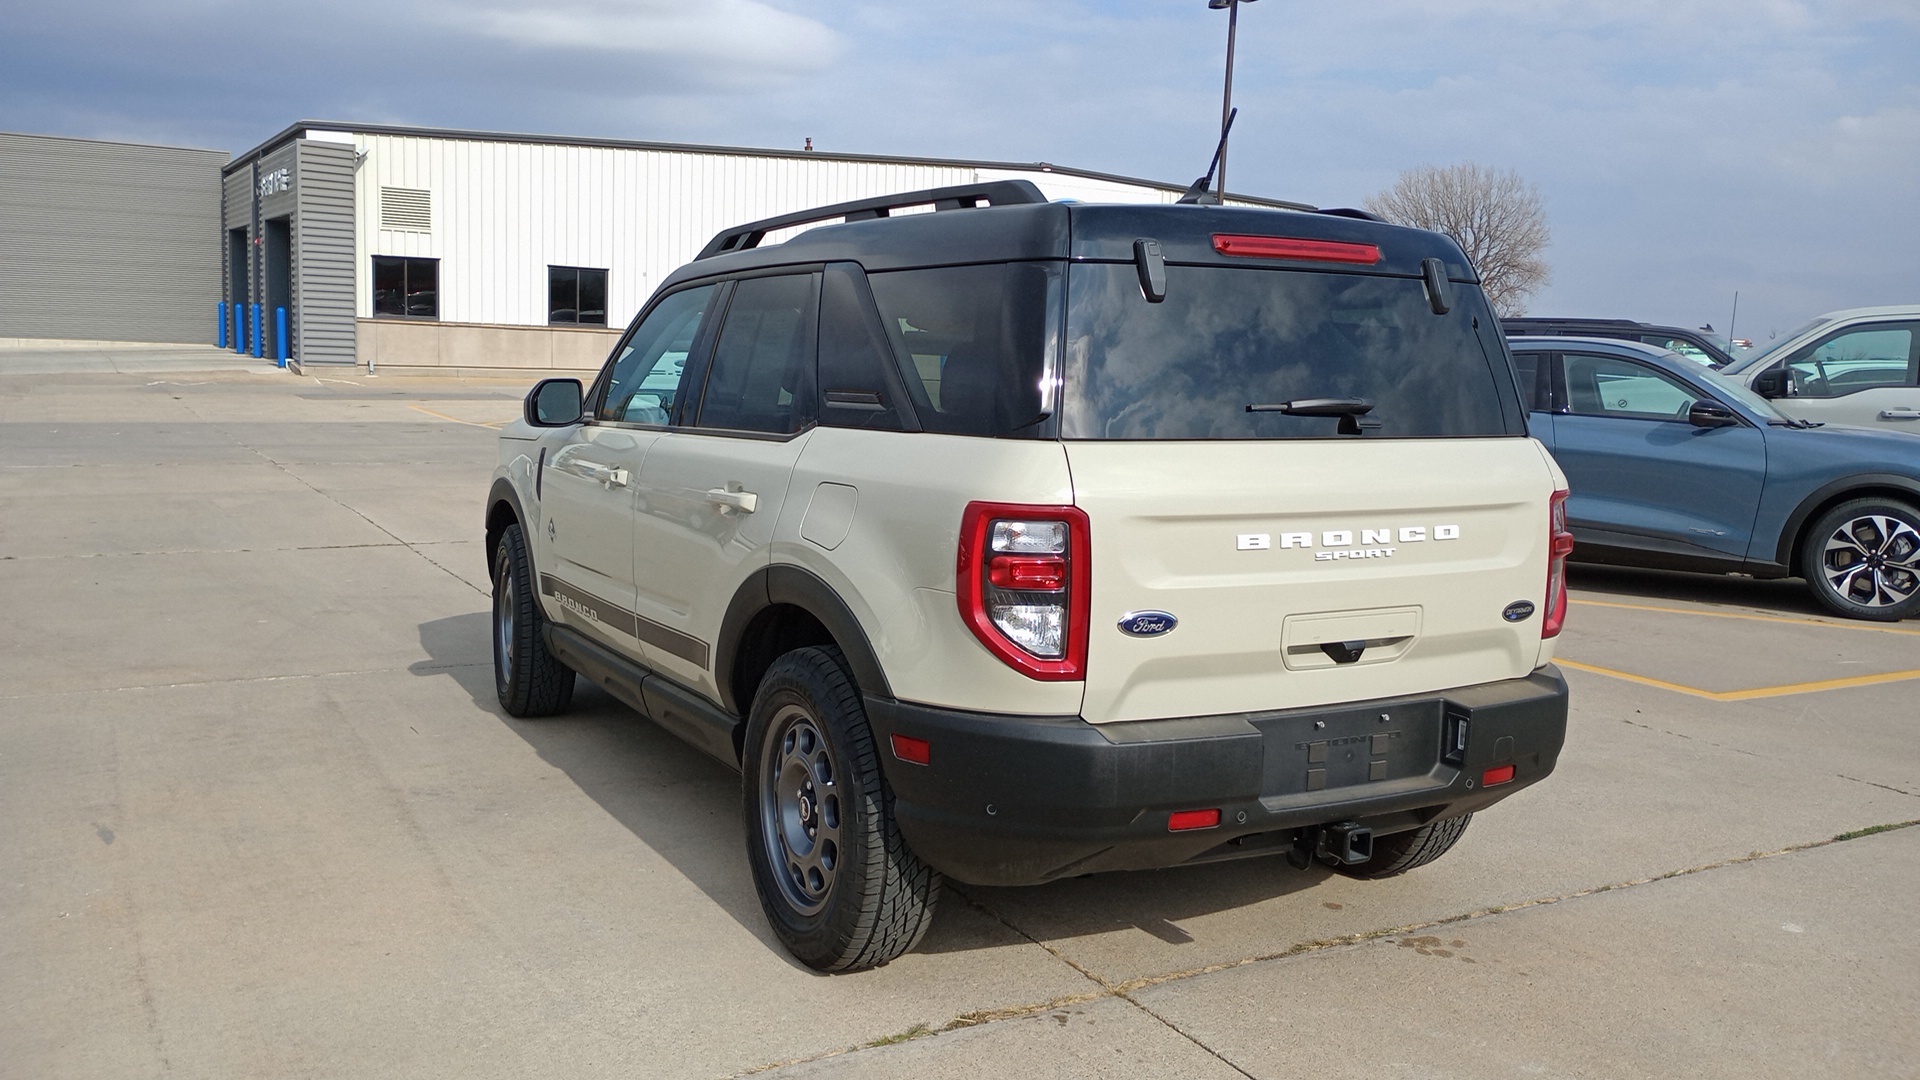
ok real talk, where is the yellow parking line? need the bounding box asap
[408,404,507,429]
[1557,660,1722,701]
[1558,658,1920,702]
[1571,598,1920,637]
[1715,669,1920,701]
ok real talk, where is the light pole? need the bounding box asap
[1207,0,1257,201]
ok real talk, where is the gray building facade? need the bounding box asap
[0,132,228,343]
[220,136,358,364]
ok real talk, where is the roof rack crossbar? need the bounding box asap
[695,180,1048,260]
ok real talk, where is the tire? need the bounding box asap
[1335,814,1472,880]
[492,522,576,717]
[742,646,940,972]
[1799,499,1920,621]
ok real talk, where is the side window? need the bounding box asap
[1562,352,1699,420]
[1510,351,1549,411]
[866,263,1051,437]
[599,284,716,424]
[1785,324,1916,398]
[695,274,819,435]
[818,264,911,431]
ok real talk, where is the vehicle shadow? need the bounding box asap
[414,611,1335,963]
[1569,563,1830,617]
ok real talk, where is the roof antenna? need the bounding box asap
[1177,107,1237,205]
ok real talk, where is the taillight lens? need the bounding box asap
[1543,490,1574,638]
[957,502,1090,680]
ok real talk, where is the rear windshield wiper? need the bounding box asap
[1247,397,1381,435]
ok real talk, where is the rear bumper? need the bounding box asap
[864,666,1569,886]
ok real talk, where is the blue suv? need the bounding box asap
[1509,336,1920,620]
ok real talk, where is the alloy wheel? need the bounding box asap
[1821,514,1920,609]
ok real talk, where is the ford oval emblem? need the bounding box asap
[1118,611,1178,637]
[1503,600,1536,623]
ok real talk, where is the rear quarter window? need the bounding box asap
[865,263,1056,437]
[1060,264,1519,440]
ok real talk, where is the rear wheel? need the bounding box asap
[1335,814,1472,880]
[1799,499,1920,621]
[492,523,575,716]
[742,646,940,972]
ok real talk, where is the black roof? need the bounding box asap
[663,199,1478,289]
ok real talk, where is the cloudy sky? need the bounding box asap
[4,0,1915,340]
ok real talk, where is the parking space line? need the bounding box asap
[1559,658,1920,702]
[407,404,508,429]
[1571,598,1920,636]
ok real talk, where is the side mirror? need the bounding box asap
[1751,367,1791,399]
[1687,401,1739,428]
[526,378,583,427]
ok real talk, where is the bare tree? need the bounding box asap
[1365,163,1551,317]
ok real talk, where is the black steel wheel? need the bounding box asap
[492,522,575,716]
[1800,499,1920,621]
[1334,814,1472,880]
[742,646,939,972]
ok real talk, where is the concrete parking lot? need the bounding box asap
[3,350,1916,1079]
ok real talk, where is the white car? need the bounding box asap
[1719,305,1920,430]
[483,183,1573,971]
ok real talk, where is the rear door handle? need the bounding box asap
[1879,407,1920,420]
[706,487,759,514]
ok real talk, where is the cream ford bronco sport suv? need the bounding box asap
[484,182,1573,972]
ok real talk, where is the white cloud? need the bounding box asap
[458,0,841,74]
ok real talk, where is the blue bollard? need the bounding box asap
[236,305,247,353]
[252,303,263,359]
[276,307,289,368]
[218,302,228,348]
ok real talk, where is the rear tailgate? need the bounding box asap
[1069,438,1558,723]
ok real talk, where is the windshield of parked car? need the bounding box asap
[1725,317,1830,374]
[1060,264,1519,439]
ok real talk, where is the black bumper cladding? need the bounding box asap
[864,667,1569,886]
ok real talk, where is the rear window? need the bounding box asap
[1060,265,1518,440]
[865,264,1055,437]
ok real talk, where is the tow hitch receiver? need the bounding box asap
[1289,822,1374,869]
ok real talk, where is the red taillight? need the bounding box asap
[1213,234,1383,264]
[890,734,931,766]
[1168,809,1222,832]
[1483,764,1516,787]
[957,502,1090,681]
[1543,490,1574,638]
[989,555,1068,591]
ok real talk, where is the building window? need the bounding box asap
[372,257,439,319]
[549,266,608,326]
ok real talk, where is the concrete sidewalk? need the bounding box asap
[0,341,281,376]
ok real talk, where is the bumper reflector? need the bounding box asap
[1168,809,1222,832]
[1483,764,1516,787]
[891,734,931,766]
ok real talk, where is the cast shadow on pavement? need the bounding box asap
[414,611,1330,964]
[1568,563,1825,616]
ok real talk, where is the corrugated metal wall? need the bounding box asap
[0,132,227,343]
[350,135,1189,329]
[294,141,356,364]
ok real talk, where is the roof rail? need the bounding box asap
[695,180,1049,260]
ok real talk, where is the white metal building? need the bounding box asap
[221,121,1306,373]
